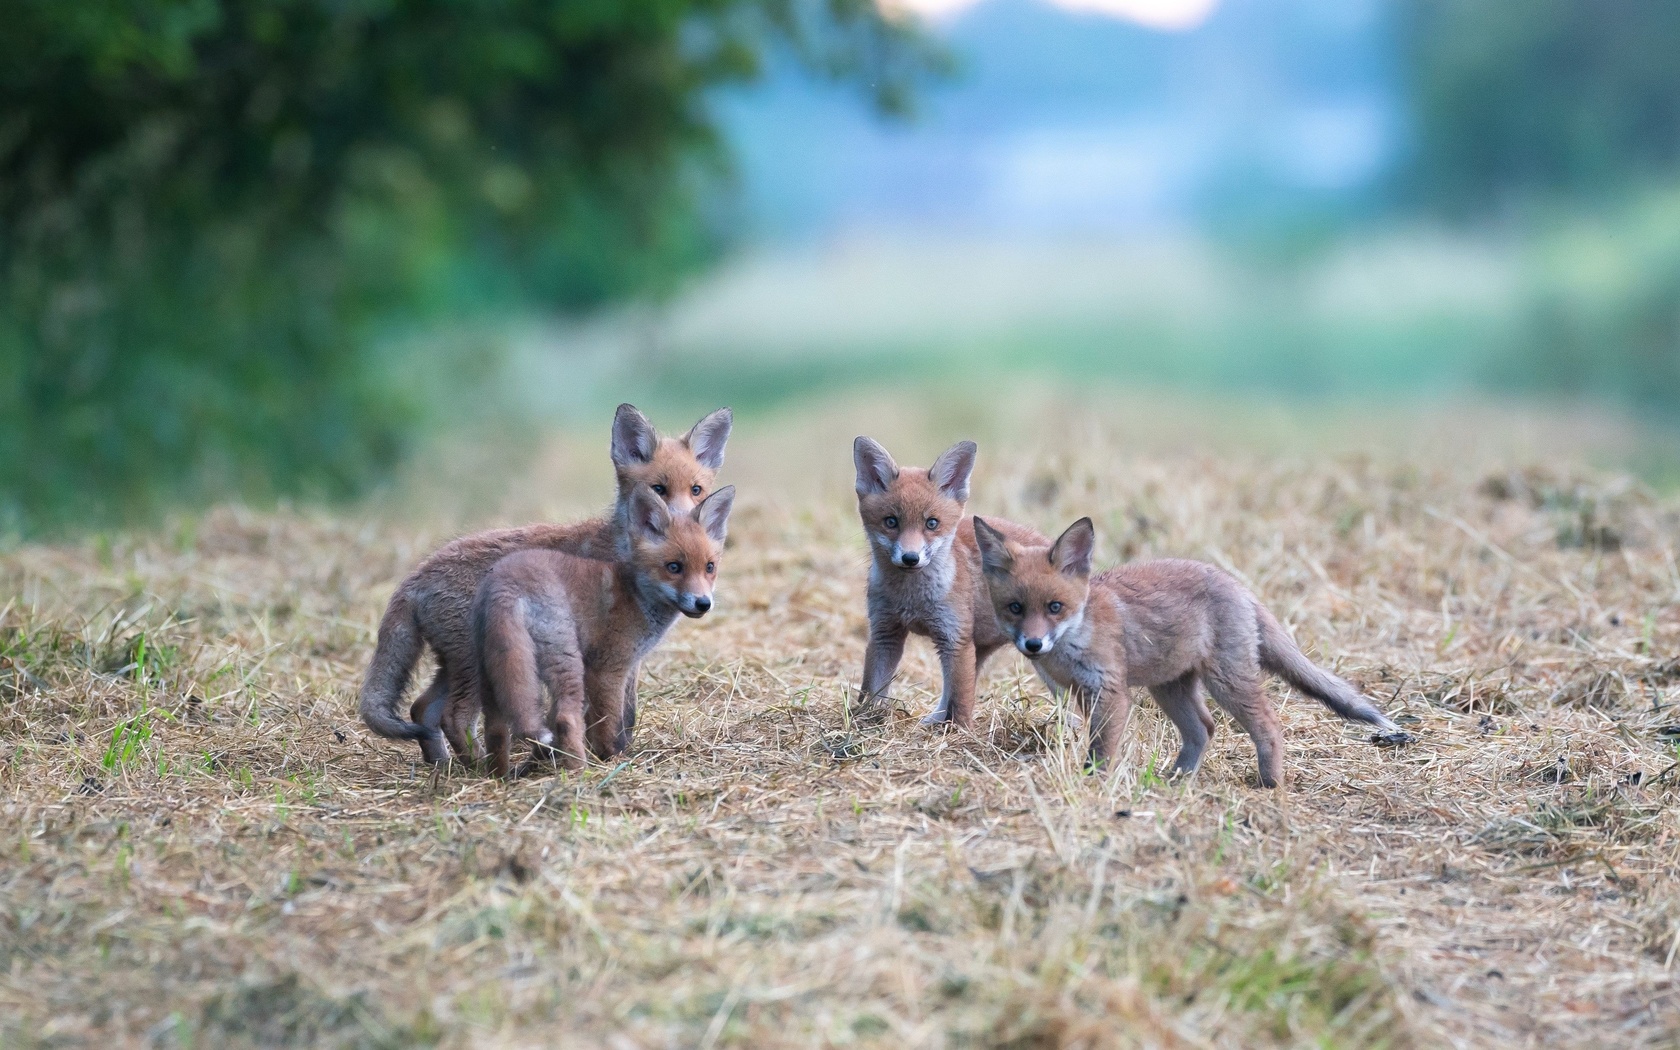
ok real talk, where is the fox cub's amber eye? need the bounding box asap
[924,517,939,530]
[665,561,683,574]
[652,484,668,496]
[705,561,715,574]
[690,484,703,496]
[884,515,899,529]
[1048,601,1064,614]
[1008,601,1023,615]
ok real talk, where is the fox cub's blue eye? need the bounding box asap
[884,516,899,529]
[925,517,939,530]
[705,561,715,574]
[1008,602,1023,615]
[665,561,682,574]
[652,484,667,495]
[1048,601,1063,613]
[691,484,703,496]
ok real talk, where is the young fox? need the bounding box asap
[473,484,735,777]
[359,403,732,764]
[972,516,1411,787]
[853,437,1047,728]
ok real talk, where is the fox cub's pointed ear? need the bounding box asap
[853,437,899,496]
[695,485,736,546]
[684,408,733,470]
[929,440,978,502]
[612,404,659,467]
[973,517,1014,574]
[629,484,672,541]
[1049,518,1095,578]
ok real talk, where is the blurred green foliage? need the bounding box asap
[1402,0,1680,213]
[1503,190,1680,411]
[0,0,935,531]
[1402,0,1680,414]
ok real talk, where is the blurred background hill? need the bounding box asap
[3,0,1679,533]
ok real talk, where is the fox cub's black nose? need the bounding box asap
[900,551,921,566]
[1023,638,1044,653]
[693,595,712,613]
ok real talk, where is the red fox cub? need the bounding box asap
[473,484,735,777]
[852,437,1047,728]
[359,403,732,765]
[972,516,1412,787]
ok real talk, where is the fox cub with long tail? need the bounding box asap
[473,484,735,777]
[973,516,1411,787]
[853,437,1046,727]
[360,404,732,765]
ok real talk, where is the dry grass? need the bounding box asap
[3,389,1679,1048]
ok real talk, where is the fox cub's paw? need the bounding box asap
[1370,730,1417,747]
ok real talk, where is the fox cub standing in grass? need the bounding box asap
[972,516,1411,787]
[360,403,732,765]
[473,484,735,777]
[852,437,1047,727]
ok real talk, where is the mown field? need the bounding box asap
[3,388,1679,1048]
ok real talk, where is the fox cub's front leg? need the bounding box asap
[584,662,634,761]
[1080,669,1131,771]
[615,666,640,755]
[858,623,907,715]
[928,634,979,728]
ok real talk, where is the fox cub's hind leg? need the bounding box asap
[441,659,487,768]
[1202,663,1285,788]
[409,670,451,765]
[1149,672,1216,777]
[479,604,554,779]
[536,642,588,771]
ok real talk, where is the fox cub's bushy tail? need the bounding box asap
[359,594,448,761]
[1254,602,1403,734]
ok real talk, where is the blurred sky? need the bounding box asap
[717,0,1399,239]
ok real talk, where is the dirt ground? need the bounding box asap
[3,390,1678,1048]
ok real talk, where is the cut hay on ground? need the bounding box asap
[2,391,1678,1048]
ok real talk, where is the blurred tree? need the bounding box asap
[1400,0,1680,213]
[1402,0,1680,414]
[0,0,936,531]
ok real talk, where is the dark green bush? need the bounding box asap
[0,0,935,531]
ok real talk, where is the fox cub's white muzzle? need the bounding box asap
[679,592,713,618]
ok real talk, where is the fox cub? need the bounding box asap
[360,403,731,765]
[853,437,1046,727]
[973,516,1411,787]
[472,484,735,777]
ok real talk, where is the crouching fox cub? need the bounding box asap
[972,516,1411,787]
[473,484,734,777]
